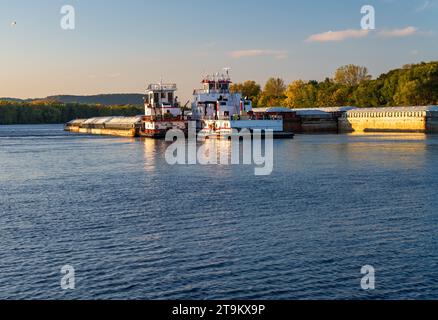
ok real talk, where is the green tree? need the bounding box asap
[284,80,318,108]
[352,80,383,107]
[230,80,261,107]
[259,77,287,107]
[334,64,371,86]
[393,80,422,106]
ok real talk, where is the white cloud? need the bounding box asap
[306,26,420,43]
[108,73,121,78]
[378,27,418,38]
[228,49,287,60]
[306,29,369,42]
[415,0,438,12]
[416,1,430,11]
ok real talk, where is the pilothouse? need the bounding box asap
[140,82,187,138]
[193,69,252,120]
[144,83,181,118]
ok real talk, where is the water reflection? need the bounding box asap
[141,138,162,173]
[197,139,233,165]
[343,133,428,168]
[279,133,432,173]
[141,137,242,178]
[346,132,428,141]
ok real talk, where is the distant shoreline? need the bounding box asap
[0,93,144,105]
[0,102,143,125]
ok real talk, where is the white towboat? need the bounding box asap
[140,83,188,138]
[192,69,294,139]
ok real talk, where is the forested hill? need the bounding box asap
[47,94,144,106]
[0,94,146,125]
[0,102,144,125]
[0,94,144,106]
[231,61,438,108]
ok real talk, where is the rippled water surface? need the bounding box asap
[0,125,437,300]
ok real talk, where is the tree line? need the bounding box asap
[0,101,143,125]
[230,61,438,109]
[1,61,437,124]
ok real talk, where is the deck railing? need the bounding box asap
[147,84,177,91]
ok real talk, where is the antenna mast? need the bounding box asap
[223,67,231,80]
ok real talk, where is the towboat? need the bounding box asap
[193,70,294,139]
[140,83,188,138]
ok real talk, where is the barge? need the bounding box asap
[64,116,142,137]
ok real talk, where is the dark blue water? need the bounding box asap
[0,125,437,300]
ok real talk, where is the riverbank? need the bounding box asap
[0,101,143,125]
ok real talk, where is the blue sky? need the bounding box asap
[1,0,438,101]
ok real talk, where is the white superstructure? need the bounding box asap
[192,70,293,139]
[144,83,181,118]
[192,69,252,120]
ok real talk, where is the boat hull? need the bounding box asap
[198,130,294,140]
[198,119,294,140]
[140,120,188,139]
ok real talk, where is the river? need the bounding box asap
[0,125,437,299]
